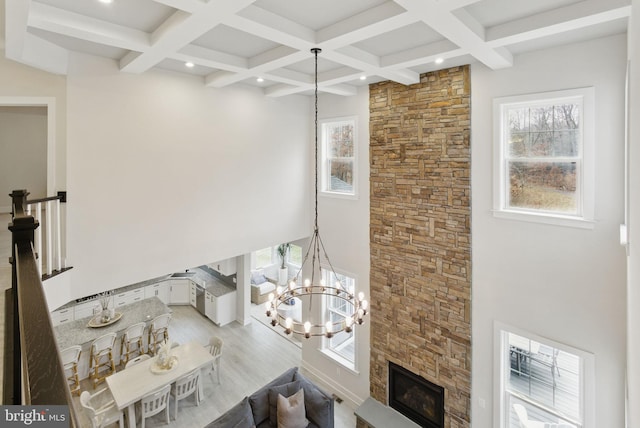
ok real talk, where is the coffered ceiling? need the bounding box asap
[2,0,631,97]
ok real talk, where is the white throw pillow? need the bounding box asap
[276,388,308,428]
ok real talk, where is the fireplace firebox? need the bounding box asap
[388,362,444,428]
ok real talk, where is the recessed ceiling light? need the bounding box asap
[359,75,367,81]
[256,77,264,83]
[435,58,444,65]
[98,0,113,4]
[185,62,194,68]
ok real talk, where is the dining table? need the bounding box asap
[106,340,214,428]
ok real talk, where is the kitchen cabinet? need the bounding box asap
[205,289,236,326]
[50,307,73,326]
[113,287,144,308]
[189,281,197,308]
[210,257,237,276]
[145,281,170,304]
[169,279,190,305]
[74,299,101,320]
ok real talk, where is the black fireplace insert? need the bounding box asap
[388,362,445,428]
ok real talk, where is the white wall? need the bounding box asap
[65,53,311,298]
[0,106,47,209]
[471,34,627,428]
[627,0,640,425]
[300,86,371,407]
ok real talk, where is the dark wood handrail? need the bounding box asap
[25,194,63,204]
[5,189,78,426]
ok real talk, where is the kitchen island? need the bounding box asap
[54,297,171,379]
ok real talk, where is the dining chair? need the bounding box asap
[148,313,172,356]
[170,369,200,420]
[60,345,82,396]
[513,403,546,428]
[124,353,151,369]
[206,336,223,384]
[89,332,117,389]
[120,321,146,366]
[80,388,125,428]
[140,384,171,428]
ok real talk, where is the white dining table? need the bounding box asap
[106,340,214,428]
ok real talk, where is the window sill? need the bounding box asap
[492,209,595,230]
[319,348,358,374]
[320,190,358,201]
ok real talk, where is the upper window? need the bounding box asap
[320,117,357,197]
[321,268,356,369]
[493,88,594,228]
[497,326,594,428]
[254,247,274,269]
[288,244,303,267]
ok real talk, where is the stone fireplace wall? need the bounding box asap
[368,66,471,427]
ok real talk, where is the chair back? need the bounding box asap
[141,384,171,419]
[513,404,528,428]
[208,336,223,358]
[125,354,151,368]
[174,369,200,400]
[79,391,98,427]
[123,322,146,341]
[60,345,82,369]
[92,332,117,355]
[151,313,171,331]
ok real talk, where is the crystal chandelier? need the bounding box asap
[265,48,368,338]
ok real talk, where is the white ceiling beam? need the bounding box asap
[175,44,247,70]
[28,2,150,52]
[120,0,255,73]
[231,5,316,49]
[150,0,203,14]
[329,46,420,85]
[316,1,418,48]
[265,82,357,98]
[4,0,31,60]
[438,0,484,12]
[486,0,632,47]
[381,39,464,68]
[394,0,513,69]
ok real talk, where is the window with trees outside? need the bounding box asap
[254,247,274,269]
[322,268,356,368]
[321,117,356,197]
[493,88,594,228]
[498,327,594,428]
[288,244,302,267]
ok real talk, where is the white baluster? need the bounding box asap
[55,199,62,272]
[46,200,53,276]
[34,202,43,276]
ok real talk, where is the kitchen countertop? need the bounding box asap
[191,267,236,297]
[54,297,171,350]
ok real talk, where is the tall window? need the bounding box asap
[497,327,594,428]
[289,244,302,267]
[321,117,356,196]
[254,247,274,269]
[493,88,594,228]
[322,268,356,367]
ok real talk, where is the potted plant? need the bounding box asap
[277,243,290,286]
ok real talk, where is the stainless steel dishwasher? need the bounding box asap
[195,283,206,315]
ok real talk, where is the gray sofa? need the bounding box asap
[206,367,335,428]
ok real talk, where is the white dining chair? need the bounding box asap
[206,336,223,384]
[170,369,200,419]
[140,384,171,428]
[80,388,124,428]
[124,353,151,369]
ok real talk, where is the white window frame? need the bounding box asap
[288,244,303,269]
[253,246,276,269]
[493,322,595,428]
[320,267,358,372]
[493,88,595,229]
[320,116,358,199]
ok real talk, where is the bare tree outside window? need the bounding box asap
[322,119,356,195]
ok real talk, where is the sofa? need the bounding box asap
[205,367,335,428]
[251,269,277,305]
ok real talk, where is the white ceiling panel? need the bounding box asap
[463,0,581,28]
[191,24,280,58]
[353,21,445,57]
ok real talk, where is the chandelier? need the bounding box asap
[265,48,368,338]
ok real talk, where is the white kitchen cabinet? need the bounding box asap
[189,281,197,308]
[205,290,237,326]
[113,287,145,308]
[169,279,190,305]
[50,307,73,326]
[210,257,237,276]
[74,300,101,320]
[145,281,170,304]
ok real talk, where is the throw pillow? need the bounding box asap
[249,368,298,425]
[267,380,302,426]
[205,396,255,428]
[277,388,308,428]
[293,372,333,426]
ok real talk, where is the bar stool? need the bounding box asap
[120,322,146,366]
[89,332,117,389]
[60,345,82,396]
[148,313,171,356]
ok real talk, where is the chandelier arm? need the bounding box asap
[315,232,348,292]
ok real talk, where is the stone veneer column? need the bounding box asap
[368,66,471,427]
